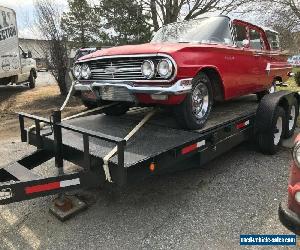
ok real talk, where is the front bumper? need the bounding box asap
[279,202,300,235]
[74,78,193,95]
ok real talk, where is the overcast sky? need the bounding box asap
[1,0,264,39]
[1,0,68,39]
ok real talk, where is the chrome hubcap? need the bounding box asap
[274,116,283,145]
[289,105,296,130]
[192,83,209,119]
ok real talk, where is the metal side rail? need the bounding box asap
[0,165,106,205]
[18,111,126,170]
[0,110,127,206]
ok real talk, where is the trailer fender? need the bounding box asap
[255,91,299,154]
[255,91,298,133]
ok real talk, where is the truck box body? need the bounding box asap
[0,6,20,79]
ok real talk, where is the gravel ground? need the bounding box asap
[0,137,293,250]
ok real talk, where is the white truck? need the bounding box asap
[0,5,37,88]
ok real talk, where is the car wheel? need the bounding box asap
[284,97,299,138]
[104,103,130,116]
[174,72,213,130]
[258,106,286,154]
[28,70,36,89]
[256,83,276,101]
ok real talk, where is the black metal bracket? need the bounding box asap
[18,111,127,170]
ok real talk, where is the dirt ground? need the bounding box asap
[0,84,85,139]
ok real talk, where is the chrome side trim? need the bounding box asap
[269,67,293,70]
[74,78,193,95]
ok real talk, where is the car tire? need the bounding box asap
[28,70,36,89]
[174,72,213,130]
[258,106,286,154]
[256,83,276,101]
[103,103,130,116]
[82,99,98,109]
[284,97,299,138]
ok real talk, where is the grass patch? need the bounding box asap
[278,67,300,92]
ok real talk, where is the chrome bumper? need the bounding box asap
[74,78,193,95]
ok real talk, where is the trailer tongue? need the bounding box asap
[0,92,299,220]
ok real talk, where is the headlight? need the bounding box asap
[81,63,91,80]
[73,64,82,79]
[293,142,300,167]
[157,59,173,79]
[141,60,155,79]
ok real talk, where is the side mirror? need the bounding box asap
[27,51,32,58]
[242,39,249,48]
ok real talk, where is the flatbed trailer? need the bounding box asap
[0,91,299,220]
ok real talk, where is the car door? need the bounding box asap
[248,27,269,92]
[229,21,257,97]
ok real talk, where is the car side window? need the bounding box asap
[249,29,263,50]
[234,24,248,48]
[265,31,280,50]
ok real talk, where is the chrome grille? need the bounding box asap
[89,57,165,81]
[99,86,135,102]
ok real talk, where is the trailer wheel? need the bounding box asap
[104,103,130,116]
[284,97,299,138]
[174,72,213,130]
[28,70,36,89]
[258,106,286,154]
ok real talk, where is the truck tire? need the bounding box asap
[103,103,130,116]
[174,72,213,130]
[28,70,36,89]
[258,106,286,154]
[284,96,299,138]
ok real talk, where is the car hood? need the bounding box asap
[77,43,197,61]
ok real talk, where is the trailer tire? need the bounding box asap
[104,103,130,116]
[284,96,299,138]
[28,70,36,89]
[174,72,213,130]
[258,106,286,154]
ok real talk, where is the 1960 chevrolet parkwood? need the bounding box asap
[73,16,292,129]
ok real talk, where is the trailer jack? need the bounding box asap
[49,195,87,221]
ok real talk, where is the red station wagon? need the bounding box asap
[73,16,292,129]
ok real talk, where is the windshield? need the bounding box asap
[151,16,233,45]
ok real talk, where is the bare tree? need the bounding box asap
[245,0,300,53]
[35,0,69,95]
[266,7,300,52]
[139,0,249,31]
[259,0,300,23]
